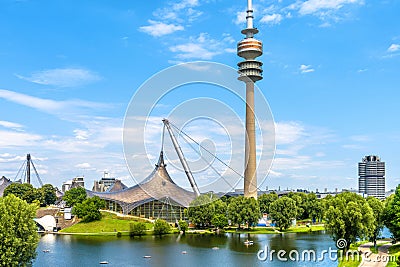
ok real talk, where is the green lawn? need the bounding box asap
[338,254,361,267]
[370,245,379,254]
[369,242,391,254]
[351,240,369,249]
[284,225,325,233]
[225,225,325,234]
[387,244,400,267]
[60,211,154,235]
[337,242,370,267]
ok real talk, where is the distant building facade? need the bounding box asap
[62,176,85,193]
[61,180,72,193]
[92,172,127,193]
[358,155,385,199]
[72,176,85,188]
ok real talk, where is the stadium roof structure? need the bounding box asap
[87,151,196,214]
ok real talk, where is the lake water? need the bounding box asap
[34,231,341,266]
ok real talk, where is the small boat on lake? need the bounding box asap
[244,240,254,245]
[143,255,152,258]
[99,261,109,264]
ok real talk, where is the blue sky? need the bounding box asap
[0,0,399,193]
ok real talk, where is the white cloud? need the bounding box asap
[260,13,283,25]
[16,68,101,87]
[170,43,213,59]
[169,33,223,60]
[234,10,247,25]
[143,0,201,36]
[0,154,26,163]
[74,129,91,140]
[172,0,199,10]
[0,130,42,148]
[139,20,184,37]
[350,135,371,142]
[269,121,339,182]
[0,120,23,130]
[224,48,237,53]
[387,44,400,53]
[186,7,203,22]
[0,89,111,115]
[75,163,91,169]
[300,64,315,73]
[299,0,363,15]
[319,22,332,28]
[0,115,129,187]
[275,122,305,145]
[222,33,235,44]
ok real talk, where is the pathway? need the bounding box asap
[99,209,155,222]
[358,241,395,267]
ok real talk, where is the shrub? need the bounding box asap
[130,222,147,237]
[178,220,188,234]
[153,219,171,236]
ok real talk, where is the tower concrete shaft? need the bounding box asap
[244,82,257,198]
[237,0,263,199]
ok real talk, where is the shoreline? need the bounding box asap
[52,225,326,237]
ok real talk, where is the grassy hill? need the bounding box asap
[59,211,154,235]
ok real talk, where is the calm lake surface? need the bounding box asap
[34,231,341,266]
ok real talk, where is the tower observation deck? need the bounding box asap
[237,0,263,82]
[238,0,263,199]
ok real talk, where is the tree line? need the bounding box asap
[187,187,400,251]
[187,191,324,231]
[3,183,57,206]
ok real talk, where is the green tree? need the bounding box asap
[188,193,220,228]
[0,194,39,266]
[153,219,171,236]
[287,192,306,220]
[129,222,147,237]
[214,199,227,215]
[309,200,324,223]
[72,196,105,222]
[258,192,278,214]
[178,220,188,234]
[366,196,385,246]
[303,193,323,222]
[63,187,87,207]
[228,196,261,229]
[211,214,228,229]
[269,196,297,231]
[39,184,57,206]
[3,183,41,203]
[383,186,400,239]
[321,194,334,217]
[324,192,374,250]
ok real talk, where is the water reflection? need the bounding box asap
[185,233,228,249]
[34,232,338,267]
[226,233,261,253]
